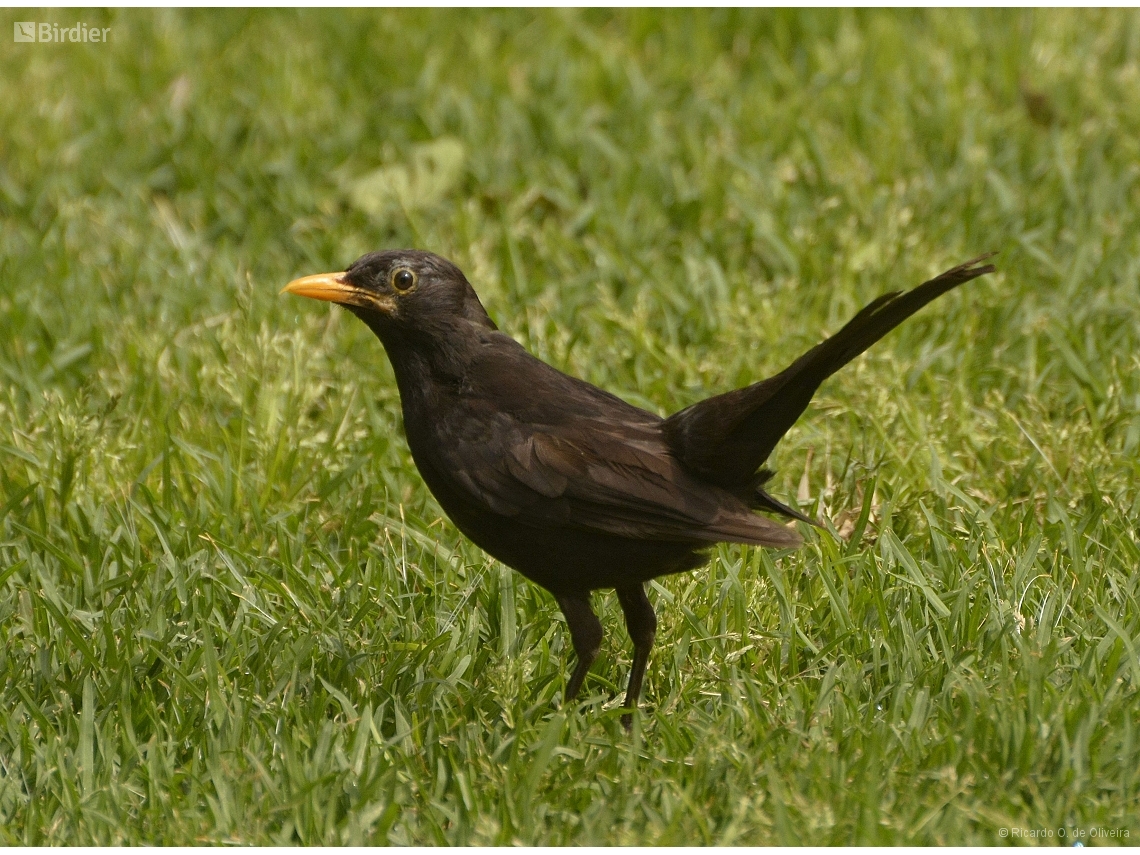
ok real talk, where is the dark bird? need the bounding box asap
[284,250,995,725]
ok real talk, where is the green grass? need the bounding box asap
[2,8,1140,844]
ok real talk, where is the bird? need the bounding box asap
[284,249,995,726]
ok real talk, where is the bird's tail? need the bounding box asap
[663,254,997,494]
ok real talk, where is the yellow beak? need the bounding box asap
[281,272,351,302]
[282,272,396,313]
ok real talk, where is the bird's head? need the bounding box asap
[283,250,495,339]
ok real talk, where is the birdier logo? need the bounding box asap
[14,21,111,43]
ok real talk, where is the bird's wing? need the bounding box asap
[438,414,800,548]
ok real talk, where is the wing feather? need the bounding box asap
[441,415,799,547]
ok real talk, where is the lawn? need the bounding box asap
[2,8,1139,844]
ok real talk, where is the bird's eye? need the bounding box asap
[392,268,417,293]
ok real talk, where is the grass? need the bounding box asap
[2,7,1140,844]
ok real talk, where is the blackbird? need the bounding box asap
[284,250,995,724]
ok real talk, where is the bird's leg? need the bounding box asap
[616,583,657,729]
[555,594,603,704]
